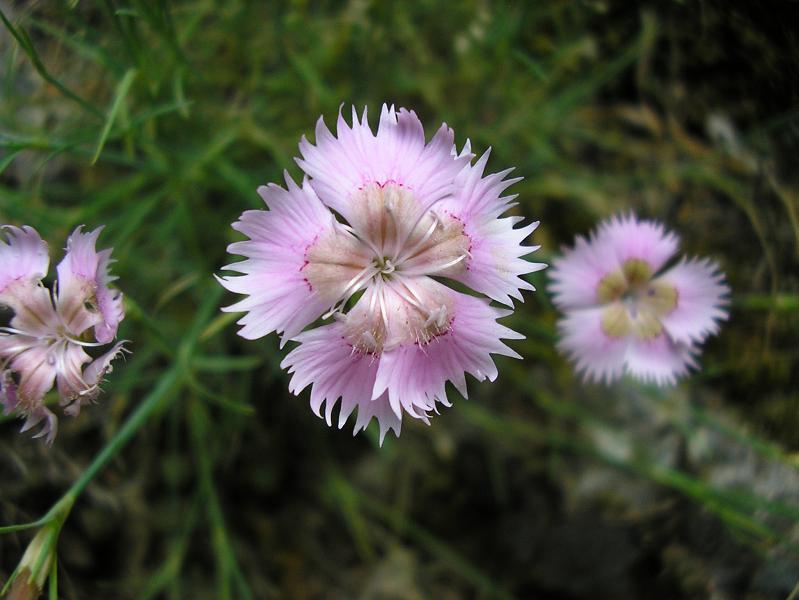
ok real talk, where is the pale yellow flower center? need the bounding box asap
[597,259,678,340]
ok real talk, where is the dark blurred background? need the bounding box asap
[1,1,798,598]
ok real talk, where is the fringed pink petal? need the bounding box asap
[0,225,49,311]
[549,231,623,310]
[443,149,520,221]
[462,216,545,305]
[54,342,93,416]
[353,392,402,446]
[7,286,60,337]
[0,226,58,334]
[657,257,730,345]
[56,225,124,341]
[280,323,401,443]
[372,291,523,419]
[556,307,629,384]
[439,150,545,305]
[624,335,697,386]
[218,174,339,345]
[19,405,57,445]
[7,342,57,417]
[63,341,128,417]
[296,104,469,221]
[597,213,679,273]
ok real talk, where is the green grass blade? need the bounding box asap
[92,68,138,164]
[0,8,103,118]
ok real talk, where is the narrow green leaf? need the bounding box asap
[0,8,103,118]
[92,68,138,164]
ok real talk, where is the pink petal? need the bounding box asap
[54,342,93,416]
[0,226,57,332]
[443,149,520,221]
[64,341,128,416]
[623,335,697,386]
[439,151,545,305]
[353,392,402,446]
[83,341,128,386]
[372,289,523,419]
[19,405,57,445]
[56,225,124,341]
[0,225,49,304]
[463,215,545,305]
[656,258,730,345]
[296,104,469,221]
[597,213,679,273]
[280,323,401,443]
[8,286,60,337]
[556,307,629,383]
[218,174,340,345]
[7,342,57,414]
[549,231,627,311]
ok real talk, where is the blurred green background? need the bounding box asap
[1,1,798,598]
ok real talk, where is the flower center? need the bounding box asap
[301,182,471,354]
[597,258,679,340]
[374,255,397,278]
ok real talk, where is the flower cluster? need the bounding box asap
[218,105,544,442]
[0,225,126,443]
[549,214,729,385]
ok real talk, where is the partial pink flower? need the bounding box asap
[0,225,127,443]
[549,214,729,385]
[219,105,544,443]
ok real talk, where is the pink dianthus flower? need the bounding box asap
[0,225,127,443]
[549,214,729,385]
[218,105,544,442]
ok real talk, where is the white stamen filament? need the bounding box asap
[0,326,36,337]
[322,264,379,320]
[393,195,447,261]
[63,336,109,348]
[376,279,389,332]
[400,252,469,277]
[395,212,440,264]
[337,222,384,261]
[390,280,428,314]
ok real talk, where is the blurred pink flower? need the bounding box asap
[0,225,127,443]
[218,105,544,442]
[549,214,729,385]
